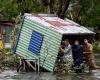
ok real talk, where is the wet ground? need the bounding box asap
[0,70,100,80]
[0,53,99,80]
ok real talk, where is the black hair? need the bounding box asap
[64,39,69,42]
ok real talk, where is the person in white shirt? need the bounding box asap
[59,39,73,72]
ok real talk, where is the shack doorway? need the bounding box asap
[62,34,94,45]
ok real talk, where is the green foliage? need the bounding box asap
[0,0,47,21]
[14,0,47,13]
[0,0,19,21]
[0,48,19,68]
[80,0,100,27]
[93,41,100,53]
[0,0,100,27]
[73,0,99,27]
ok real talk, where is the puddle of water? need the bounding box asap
[92,70,100,79]
[0,70,100,80]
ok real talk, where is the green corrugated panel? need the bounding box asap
[24,19,61,37]
[15,17,62,71]
[23,23,61,40]
[22,21,61,45]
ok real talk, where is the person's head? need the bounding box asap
[84,39,88,44]
[74,40,79,45]
[64,39,69,46]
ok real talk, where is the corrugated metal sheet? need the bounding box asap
[25,13,94,34]
[15,16,62,71]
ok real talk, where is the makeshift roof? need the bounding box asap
[25,13,94,34]
[0,21,13,26]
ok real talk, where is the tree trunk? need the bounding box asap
[57,0,71,19]
[49,0,54,14]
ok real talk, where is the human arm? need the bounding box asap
[59,47,64,53]
[83,44,93,54]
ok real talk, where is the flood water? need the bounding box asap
[0,53,100,80]
[0,70,100,80]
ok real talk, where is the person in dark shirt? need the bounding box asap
[72,40,84,70]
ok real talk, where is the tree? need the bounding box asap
[0,0,46,21]
[42,0,71,19]
[0,0,99,28]
[57,0,71,19]
[0,0,19,21]
[65,0,100,27]
[14,0,46,15]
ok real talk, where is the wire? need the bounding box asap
[38,39,50,75]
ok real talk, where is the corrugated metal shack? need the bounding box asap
[14,13,94,72]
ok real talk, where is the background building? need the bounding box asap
[0,21,14,48]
